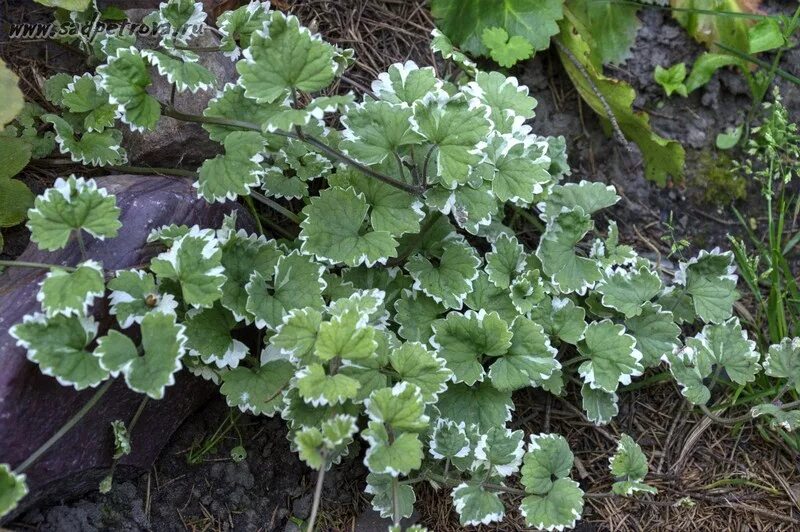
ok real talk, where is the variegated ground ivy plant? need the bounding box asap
[2,1,800,529]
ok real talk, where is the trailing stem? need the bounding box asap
[306,454,328,532]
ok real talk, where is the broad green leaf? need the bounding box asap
[142,50,216,93]
[748,18,785,54]
[482,26,533,68]
[372,61,440,106]
[237,11,339,103]
[763,337,800,393]
[184,305,247,368]
[474,426,525,476]
[11,313,106,390]
[0,136,32,182]
[581,384,619,425]
[431,0,564,55]
[751,404,800,432]
[220,360,294,415]
[675,248,739,324]
[452,483,505,526]
[0,464,27,519]
[567,0,641,65]
[436,382,513,432]
[464,271,518,323]
[300,186,398,267]
[365,382,429,431]
[689,318,760,386]
[489,317,559,392]
[483,134,551,205]
[609,434,657,495]
[578,320,643,393]
[536,208,603,294]
[393,289,445,343]
[27,175,121,251]
[60,74,116,131]
[429,419,471,459]
[424,179,497,235]
[624,303,680,367]
[296,363,360,406]
[216,1,272,59]
[271,307,323,362]
[654,63,688,97]
[539,181,619,222]
[0,61,24,127]
[411,94,491,188]
[196,131,266,201]
[246,251,326,330]
[521,433,574,494]
[340,101,422,165]
[44,114,126,166]
[203,83,285,142]
[406,240,480,309]
[530,296,587,345]
[97,48,161,131]
[431,310,512,385]
[685,52,742,93]
[520,478,584,531]
[95,312,186,399]
[314,312,377,362]
[596,265,662,318]
[150,227,226,308]
[664,345,712,406]
[388,342,451,402]
[366,473,416,519]
[671,0,751,53]
[485,234,525,289]
[362,421,423,476]
[38,260,104,317]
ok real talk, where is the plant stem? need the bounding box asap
[75,230,88,261]
[306,456,328,532]
[108,165,198,178]
[243,196,265,235]
[700,399,800,425]
[14,379,114,474]
[250,190,301,224]
[0,260,77,272]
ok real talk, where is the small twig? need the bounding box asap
[0,260,77,272]
[306,454,328,532]
[700,399,800,425]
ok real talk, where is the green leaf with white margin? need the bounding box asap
[424,179,497,235]
[372,61,441,107]
[596,265,662,318]
[97,47,160,132]
[529,296,587,345]
[38,260,104,317]
[581,384,619,425]
[763,338,800,393]
[624,303,680,368]
[452,483,505,526]
[216,0,272,59]
[406,239,480,309]
[610,433,657,496]
[141,50,215,93]
[474,426,525,476]
[94,312,186,399]
[203,83,285,142]
[60,74,116,132]
[430,28,478,76]
[393,288,445,343]
[10,313,107,390]
[147,224,190,245]
[536,207,603,294]
[220,359,294,415]
[296,363,360,406]
[482,26,533,68]
[431,310,512,385]
[578,320,643,393]
[464,271,517,323]
[236,11,339,103]
[436,382,513,432]
[480,133,551,204]
[0,464,27,519]
[429,419,471,460]
[340,101,423,166]
[329,168,425,237]
[150,226,226,308]
[591,221,636,268]
[663,345,712,406]
[327,289,388,329]
[295,414,358,469]
[366,472,416,520]
[245,251,326,330]
[365,382,429,431]
[300,186,398,267]
[510,267,547,315]
[184,305,247,368]
[489,317,559,392]
[388,342,451,402]
[675,248,739,324]
[538,180,619,222]
[751,404,800,432]
[314,312,377,362]
[44,114,126,166]
[271,307,323,362]
[688,318,760,386]
[520,433,584,531]
[108,270,178,328]
[110,420,131,459]
[27,176,121,251]
[485,233,525,289]
[462,71,536,134]
[155,0,205,41]
[196,131,266,202]
[362,420,423,476]
[411,93,491,189]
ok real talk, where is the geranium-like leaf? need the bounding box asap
[365,382,429,431]
[372,61,441,107]
[624,303,680,368]
[463,71,536,134]
[689,318,760,386]
[425,179,497,235]
[663,344,712,406]
[295,414,358,469]
[429,419,471,460]
[431,310,512,385]
[436,382,513,432]
[763,337,800,393]
[581,384,619,425]
[196,131,266,202]
[452,483,505,526]
[675,248,739,324]
[38,260,104,317]
[246,251,326,330]
[751,404,800,432]
[301,186,398,267]
[482,26,533,68]
[388,342,451,402]
[203,83,285,142]
[271,307,323,362]
[609,434,657,496]
[366,472,416,520]
[407,240,480,309]
[296,363,360,406]
[536,208,602,294]
[465,271,517,323]
[393,288,446,343]
[150,227,226,308]
[362,420,423,476]
[108,270,178,328]
[596,265,662,318]
[591,221,636,268]
[474,426,525,477]
[314,312,377,362]
[142,49,216,93]
[60,74,116,132]
[220,359,294,415]
[340,101,422,165]
[216,1,272,59]
[520,478,584,531]
[11,313,106,390]
[0,464,27,519]
[97,47,161,132]
[94,312,186,399]
[578,320,643,393]
[237,11,339,103]
[539,181,619,222]
[44,114,126,166]
[529,296,588,345]
[184,305,247,368]
[485,234,525,289]
[489,317,559,392]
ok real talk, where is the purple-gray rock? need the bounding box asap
[0,174,250,516]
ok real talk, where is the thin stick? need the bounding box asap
[0,260,77,272]
[250,191,301,224]
[306,456,328,532]
[75,230,88,262]
[700,399,800,425]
